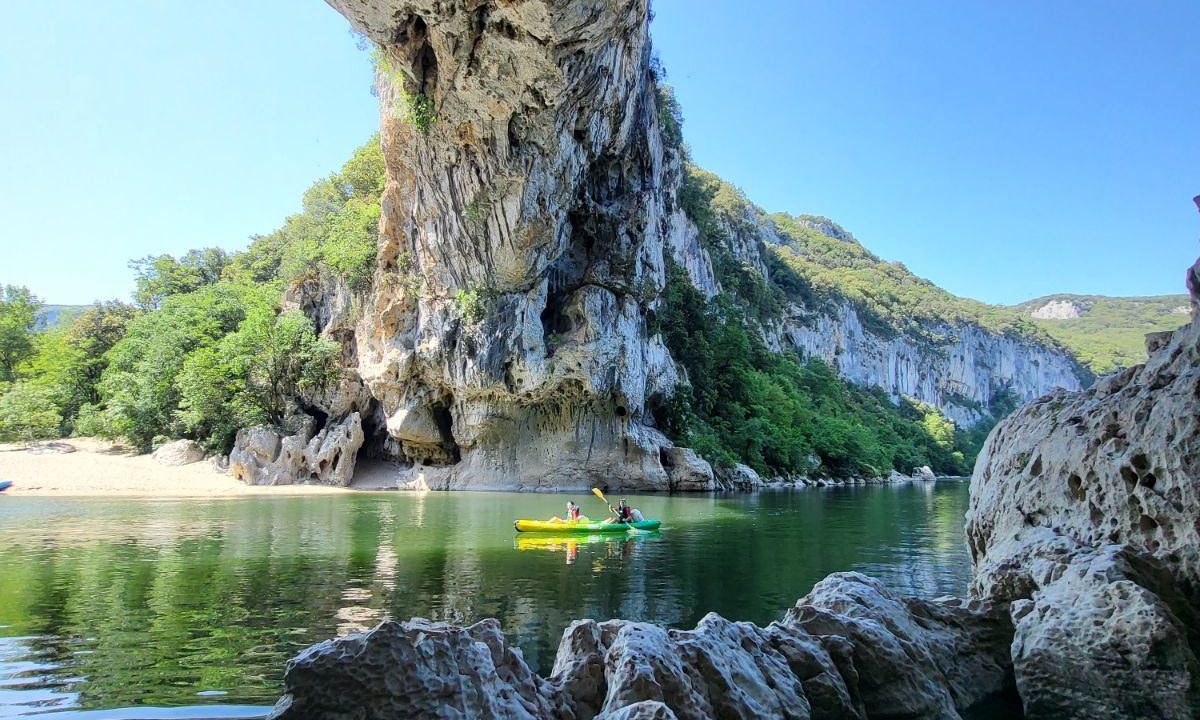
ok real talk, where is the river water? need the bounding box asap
[0,482,973,719]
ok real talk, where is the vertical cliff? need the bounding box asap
[317,0,696,491]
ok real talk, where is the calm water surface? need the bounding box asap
[0,482,972,718]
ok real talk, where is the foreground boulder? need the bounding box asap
[152,439,204,466]
[268,573,1012,720]
[1006,541,1199,719]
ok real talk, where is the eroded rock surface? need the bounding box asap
[968,319,1200,596]
[969,290,1200,718]
[230,413,364,487]
[268,572,1012,720]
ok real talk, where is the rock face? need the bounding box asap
[969,297,1200,718]
[692,209,1085,428]
[152,439,204,466]
[323,0,685,491]
[1030,299,1083,320]
[968,319,1200,597]
[268,572,1013,720]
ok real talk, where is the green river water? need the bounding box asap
[0,482,973,719]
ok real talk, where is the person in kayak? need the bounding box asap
[548,500,583,523]
[607,499,634,524]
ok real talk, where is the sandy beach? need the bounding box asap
[0,438,354,497]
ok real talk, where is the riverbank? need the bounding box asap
[0,438,349,497]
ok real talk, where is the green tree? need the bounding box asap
[131,248,230,309]
[95,284,250,448]
[178,308,341,449]
[0,285,41,382]
[0,382,61,442]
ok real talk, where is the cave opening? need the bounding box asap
[357,398,393,463]
[431,401,461,463]
[299,404,329,435]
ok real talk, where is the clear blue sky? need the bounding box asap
[2,1,1196,306]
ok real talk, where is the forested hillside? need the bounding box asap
[1015,294,1190,375]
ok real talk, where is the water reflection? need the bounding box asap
[513,532,661,565]
[0,483,973,717]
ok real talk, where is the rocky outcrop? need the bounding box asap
[267,572,1013,720]
[1030,299,1083,320]
[152,439,204,466]
[911,465,936,482]
[1006,540,1199,719]
[968,274,1200,718]
[230,413,364,486]
[318,0,685,492]
[716,463,762,491]
[968,318,1200,596]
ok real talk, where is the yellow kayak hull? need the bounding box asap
[513,519,661,533]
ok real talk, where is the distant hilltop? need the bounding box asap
[34,304,89,330]
[1012,293,1190,375]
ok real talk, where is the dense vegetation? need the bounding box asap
[655,262,977,478]
[1015,294,1190,376]
[0,138,384,447]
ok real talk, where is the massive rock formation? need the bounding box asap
[967,273,1200,718]
[267,573,1015,720]
[318,0,692,491]
[224,0,1086,491]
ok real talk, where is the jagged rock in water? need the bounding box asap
[230,413,364,487]
[911,465,936,482]
[151,439,205,466]
[268,618,552,720]
[267,572,1013,720]
[788,573,1013,719]
[715,463,763,491]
